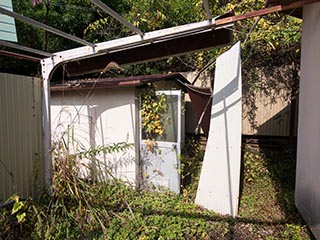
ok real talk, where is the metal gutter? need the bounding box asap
[215,0,320,26]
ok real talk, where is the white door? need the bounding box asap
[140,90,183,194]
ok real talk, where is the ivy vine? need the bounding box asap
[140,84,167,148]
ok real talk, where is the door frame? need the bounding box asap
[138,89,184,192]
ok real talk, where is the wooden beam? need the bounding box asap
[215,0,320,26]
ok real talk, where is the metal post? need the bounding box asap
[203,0,213,20]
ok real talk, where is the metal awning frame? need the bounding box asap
[0,40,52,57]
[40,14,233,186]
[40,0,320,81]
[202,0,213,20]
[16,0,317,188]
[41,15,230,80]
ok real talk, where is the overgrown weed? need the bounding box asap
[0,138,313,239]
[180,136,205,202]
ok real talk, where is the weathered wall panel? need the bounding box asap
[183,71,296,137]
[196,42,242,216]
[296,3,320,239]
[0,73,43,202]
[50,88,138,183]
[242,90,297,137]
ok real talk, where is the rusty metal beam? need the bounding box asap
[215,0,320,26]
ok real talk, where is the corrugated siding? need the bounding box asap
[0,0,18,42]
[0,73,43,201]
[242,90,297,136]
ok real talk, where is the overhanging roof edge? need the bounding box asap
[44,15,231,64]
[42,12,234,81]
[48,28,233,79]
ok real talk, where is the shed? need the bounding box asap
[50,73,193,192]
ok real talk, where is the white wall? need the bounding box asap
[51,87,137,184]
[195,42,242,217]
[296,3,320,239]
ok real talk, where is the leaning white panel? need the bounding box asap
[195,42,242,217]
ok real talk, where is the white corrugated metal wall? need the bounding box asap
[0,73,43,201]
[296,3,320,239]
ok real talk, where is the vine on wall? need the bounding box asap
[140,83,167,152]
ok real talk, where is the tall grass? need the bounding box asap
[0,140,312,239]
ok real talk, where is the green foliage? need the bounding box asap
[180,136,205,201]
[140,84,167,141]
[242,146,269,183]
[229,2,301,128]
[11,195,26,223]
[281,223,304,240]
[125,0,204,31]
[83,17,128,43]
[237,146,311,239]
[239,146,307,228]
[79,142,133,159]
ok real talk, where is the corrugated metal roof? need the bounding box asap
[50,73,190,92]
